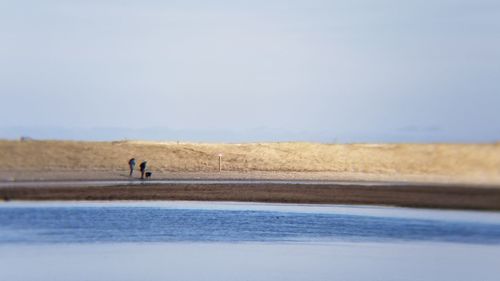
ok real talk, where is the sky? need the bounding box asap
[1,0,499,142]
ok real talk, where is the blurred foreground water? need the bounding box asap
[1,201,499,281]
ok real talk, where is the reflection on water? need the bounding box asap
[1,201,500,281]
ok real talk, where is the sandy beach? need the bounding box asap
[2,140,500,183]
[1,140,500,210]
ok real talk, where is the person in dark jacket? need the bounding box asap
[128,158,136,176]
[139,161,147,179]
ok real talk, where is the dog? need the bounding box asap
[145,172,152,179]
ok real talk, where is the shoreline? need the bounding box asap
[2,182,500,211]
[2,170,500,186]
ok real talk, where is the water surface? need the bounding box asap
[1,201,499,281]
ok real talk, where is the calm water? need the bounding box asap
[1,201,500,281]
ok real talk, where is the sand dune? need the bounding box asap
[1,140,499,184]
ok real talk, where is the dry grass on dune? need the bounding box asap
[0,140,500,183]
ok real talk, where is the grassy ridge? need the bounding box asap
[1,140,500,183]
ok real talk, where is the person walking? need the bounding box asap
[139,160,148,179]
[128,158,136,176]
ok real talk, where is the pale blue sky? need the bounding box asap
[1,0,499,142]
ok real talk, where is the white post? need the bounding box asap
[218,153,223,172]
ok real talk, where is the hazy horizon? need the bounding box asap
[1,125,498,143]
[1,0,499,143]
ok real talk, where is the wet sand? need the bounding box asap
[1,181,500,210]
